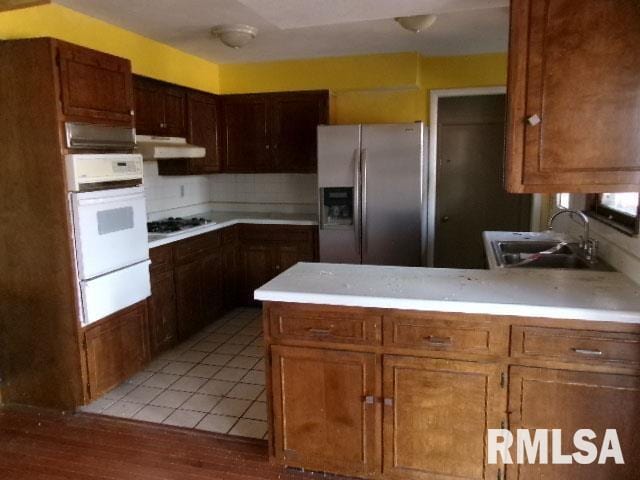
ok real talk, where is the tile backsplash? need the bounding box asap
[144,161,318,220]
[209,174,317,214]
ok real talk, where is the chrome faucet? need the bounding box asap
[547,209,598,262]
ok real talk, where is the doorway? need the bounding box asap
[429,91,532,268]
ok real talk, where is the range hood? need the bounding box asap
[136,135,206,160]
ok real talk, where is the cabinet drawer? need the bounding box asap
[241,224,314,244]
[149,244,173,274]
[383,314,508,356]
[512,326,640,366]
[269,306,381,346]
[174,231,221,265]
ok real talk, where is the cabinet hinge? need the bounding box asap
[500,372,506,389]
[497,468,502,480]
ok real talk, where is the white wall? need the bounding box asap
[144,161,318,219]
[551,194,640,284]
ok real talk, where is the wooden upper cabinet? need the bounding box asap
[187,90,222,173]
[222,94,270,173]
[222,90,329,173]
[505,0,640,193]
[133,75,186,137]
[270,91,329,173]
[56,41,134,126]
[271,345,380,478]
[508,366,640,479]
[383,356,504,480]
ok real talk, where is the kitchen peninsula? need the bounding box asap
[255,262,640,479]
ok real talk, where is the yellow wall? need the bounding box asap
[0,3,220,93]
[220,52,507,124]
[0,4,507,123]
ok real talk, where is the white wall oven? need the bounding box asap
[65,123,150,325]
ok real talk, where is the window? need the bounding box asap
[587,193,640,235]
[556,193,570,209]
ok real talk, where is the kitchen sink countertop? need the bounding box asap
[254,262,640,324]
[147,211,318,248]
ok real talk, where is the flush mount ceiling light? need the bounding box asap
[211,24,258,49]
[394,14,437,33]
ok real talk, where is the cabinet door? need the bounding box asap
[175,260,203,339]
[271,345,380,477]
[508,366,640,480]
[134,77,164,135]
[270,91,328,173]
[506,0,640,193]
[162,87,186,137]
[84,302,149,400]
[201,251,223,325]
[240,242,274,305]
[274,241,315,275]
[222,242,238,309]
[148,269,177,356]
[187,91,222,173]
[222,95,270,172]
[57,42,133,125]
[382,356,504,480]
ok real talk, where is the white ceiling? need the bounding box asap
[54,0,509,64]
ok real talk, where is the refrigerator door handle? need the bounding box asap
[361,148,368,255]
[353,149,361,255]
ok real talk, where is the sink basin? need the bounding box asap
[491,240,613,271]
[496,241,573,255]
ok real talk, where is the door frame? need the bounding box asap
[427,87,541,267]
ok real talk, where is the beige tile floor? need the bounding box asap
[80,308,269,439]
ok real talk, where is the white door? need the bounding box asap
[71,186,149,280]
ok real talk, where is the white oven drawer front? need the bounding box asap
[80,260,151,326]
[72,186,149,280]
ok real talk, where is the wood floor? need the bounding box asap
[0,407,348,480]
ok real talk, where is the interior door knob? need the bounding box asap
[441,216,450,223]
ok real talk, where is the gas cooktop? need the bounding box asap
[147,217,209,234]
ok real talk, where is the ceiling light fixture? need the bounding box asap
[211,24,258,49]
[394,14,437,33]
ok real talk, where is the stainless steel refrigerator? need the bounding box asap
[318,123,427,266]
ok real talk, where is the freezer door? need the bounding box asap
[318,125,362,264]
[361,123,425,266]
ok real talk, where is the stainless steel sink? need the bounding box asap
[491,240,613,271]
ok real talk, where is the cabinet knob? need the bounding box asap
[441,216,450,223]
[265,144,270,150]
[527,114,541,126]
[383,398,394,407]
[363,395,375,405]
[130,110,135,116]
[275,264,280,270]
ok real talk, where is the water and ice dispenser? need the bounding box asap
[320,187,354,227]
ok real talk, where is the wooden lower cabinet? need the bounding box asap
[241,242,274,305]
[382,356,503,480]
[175,258,206,339]
[148,269,178,356]
[265,302,640,480]
[83,302,149,400]
[270,345,380,477]
[508,366,640,480]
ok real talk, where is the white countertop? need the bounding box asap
[254,262,640,323]
[148,211,317,248]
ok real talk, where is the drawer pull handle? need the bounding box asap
[308,328,332,336]
[424,335,452,346]
[572,348,602,356]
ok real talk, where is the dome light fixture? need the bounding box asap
[394,14,437,33]
[211,24,258,49]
